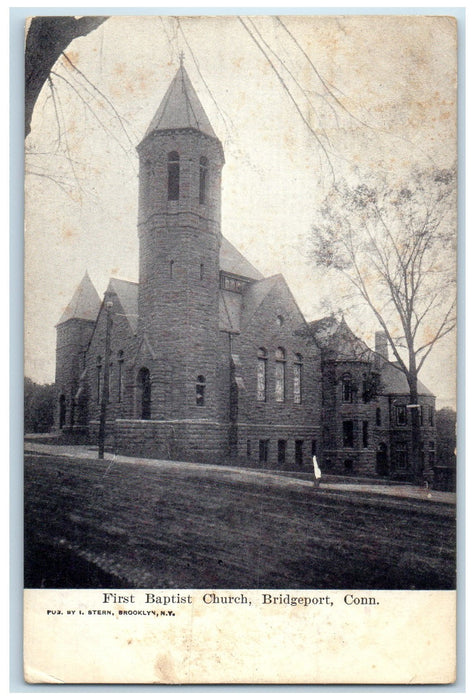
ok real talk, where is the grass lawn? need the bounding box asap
[24,452,456,589]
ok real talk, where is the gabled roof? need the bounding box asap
[108,278,139,334]
[240,275,282,330]
[381,363,434,397]
[219,237,263,281]
[57,271,101,325]
[309,316,373,362]
[142,64,217,142]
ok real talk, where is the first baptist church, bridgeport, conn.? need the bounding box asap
[54,63,437,479]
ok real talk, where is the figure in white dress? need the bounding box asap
[312,455,321,488]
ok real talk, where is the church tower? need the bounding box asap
[136,62,225,421]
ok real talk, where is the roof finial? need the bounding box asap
[179,50,185,67]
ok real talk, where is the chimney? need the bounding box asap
[375,331,388,361]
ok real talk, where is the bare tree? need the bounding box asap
[25,16,107,137]
[311,166,456,478]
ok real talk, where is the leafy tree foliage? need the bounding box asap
[24,378,56,433]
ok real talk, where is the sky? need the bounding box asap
[24,14,458,408]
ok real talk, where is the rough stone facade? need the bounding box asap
[54,64,436,478]
[311,317,436,478]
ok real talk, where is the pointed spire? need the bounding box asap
[141,64,217,142]
[56,271,101,325]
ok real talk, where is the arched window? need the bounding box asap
[117,350,124,402]
[293,353,302,404]
[257,348,267,402]
[341,373,353,403]
[376,406,382,426]
[169,260,174,278]
[196,375,206,406]
[275,347,286,403]
[138,367,151,420]
[199,156,208,204]
[168,151,179,201]
[396,405,407,425]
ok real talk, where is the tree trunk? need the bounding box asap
[25,16,107,137]
[407,371,422,484]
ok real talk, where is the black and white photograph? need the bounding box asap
[23,13,458,684]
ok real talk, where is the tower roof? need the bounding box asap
[142,64,217,142]
[56,272,101,325]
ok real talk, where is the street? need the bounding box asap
[24,449,456,590]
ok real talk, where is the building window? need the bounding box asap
[344,459,354,472]
[246,440,251,459]
[278,439,287,464]
[341,374,353,403]
[200,263,204,280]
[276,314,284,327]
[222,274,244,293]
[275,347,286,402]
[196,375,206,406]
[96,356,102,404]
[167,151,179,201]
[343,420,354,447]
[428,405,434,427]
[311,439,317,457]
[362,374,370,403]
[259,439,269,463]
[199,156,208,204]
[169,260,174,278]
[257,348,267,402]
[363,420,369,448]
[429,440,436,468]
[295,440,303,466]
[117,351,124,402]
[293,354,302,404]
[376,406,381,426]
[420,407,424,426]
[396,449,408,471]
[138,367,151,420]
[396,405,407,426]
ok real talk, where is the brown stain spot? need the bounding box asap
[62,226,76,241]
[127,638,133,645]
[114,62,126,76]
[64,50,79,68]
[110,267,119,276]
[154,654,174,682]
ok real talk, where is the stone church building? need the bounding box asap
[55,65,436,477]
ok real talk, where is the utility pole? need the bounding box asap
[98,299,113,459]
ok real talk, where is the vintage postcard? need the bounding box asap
[23,14,458,684]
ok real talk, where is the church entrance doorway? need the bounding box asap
[138,368,151,420]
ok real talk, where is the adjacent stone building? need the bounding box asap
[310,317,436,479]
[55,64,436,478]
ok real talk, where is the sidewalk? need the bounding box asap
[24,440,456,505]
